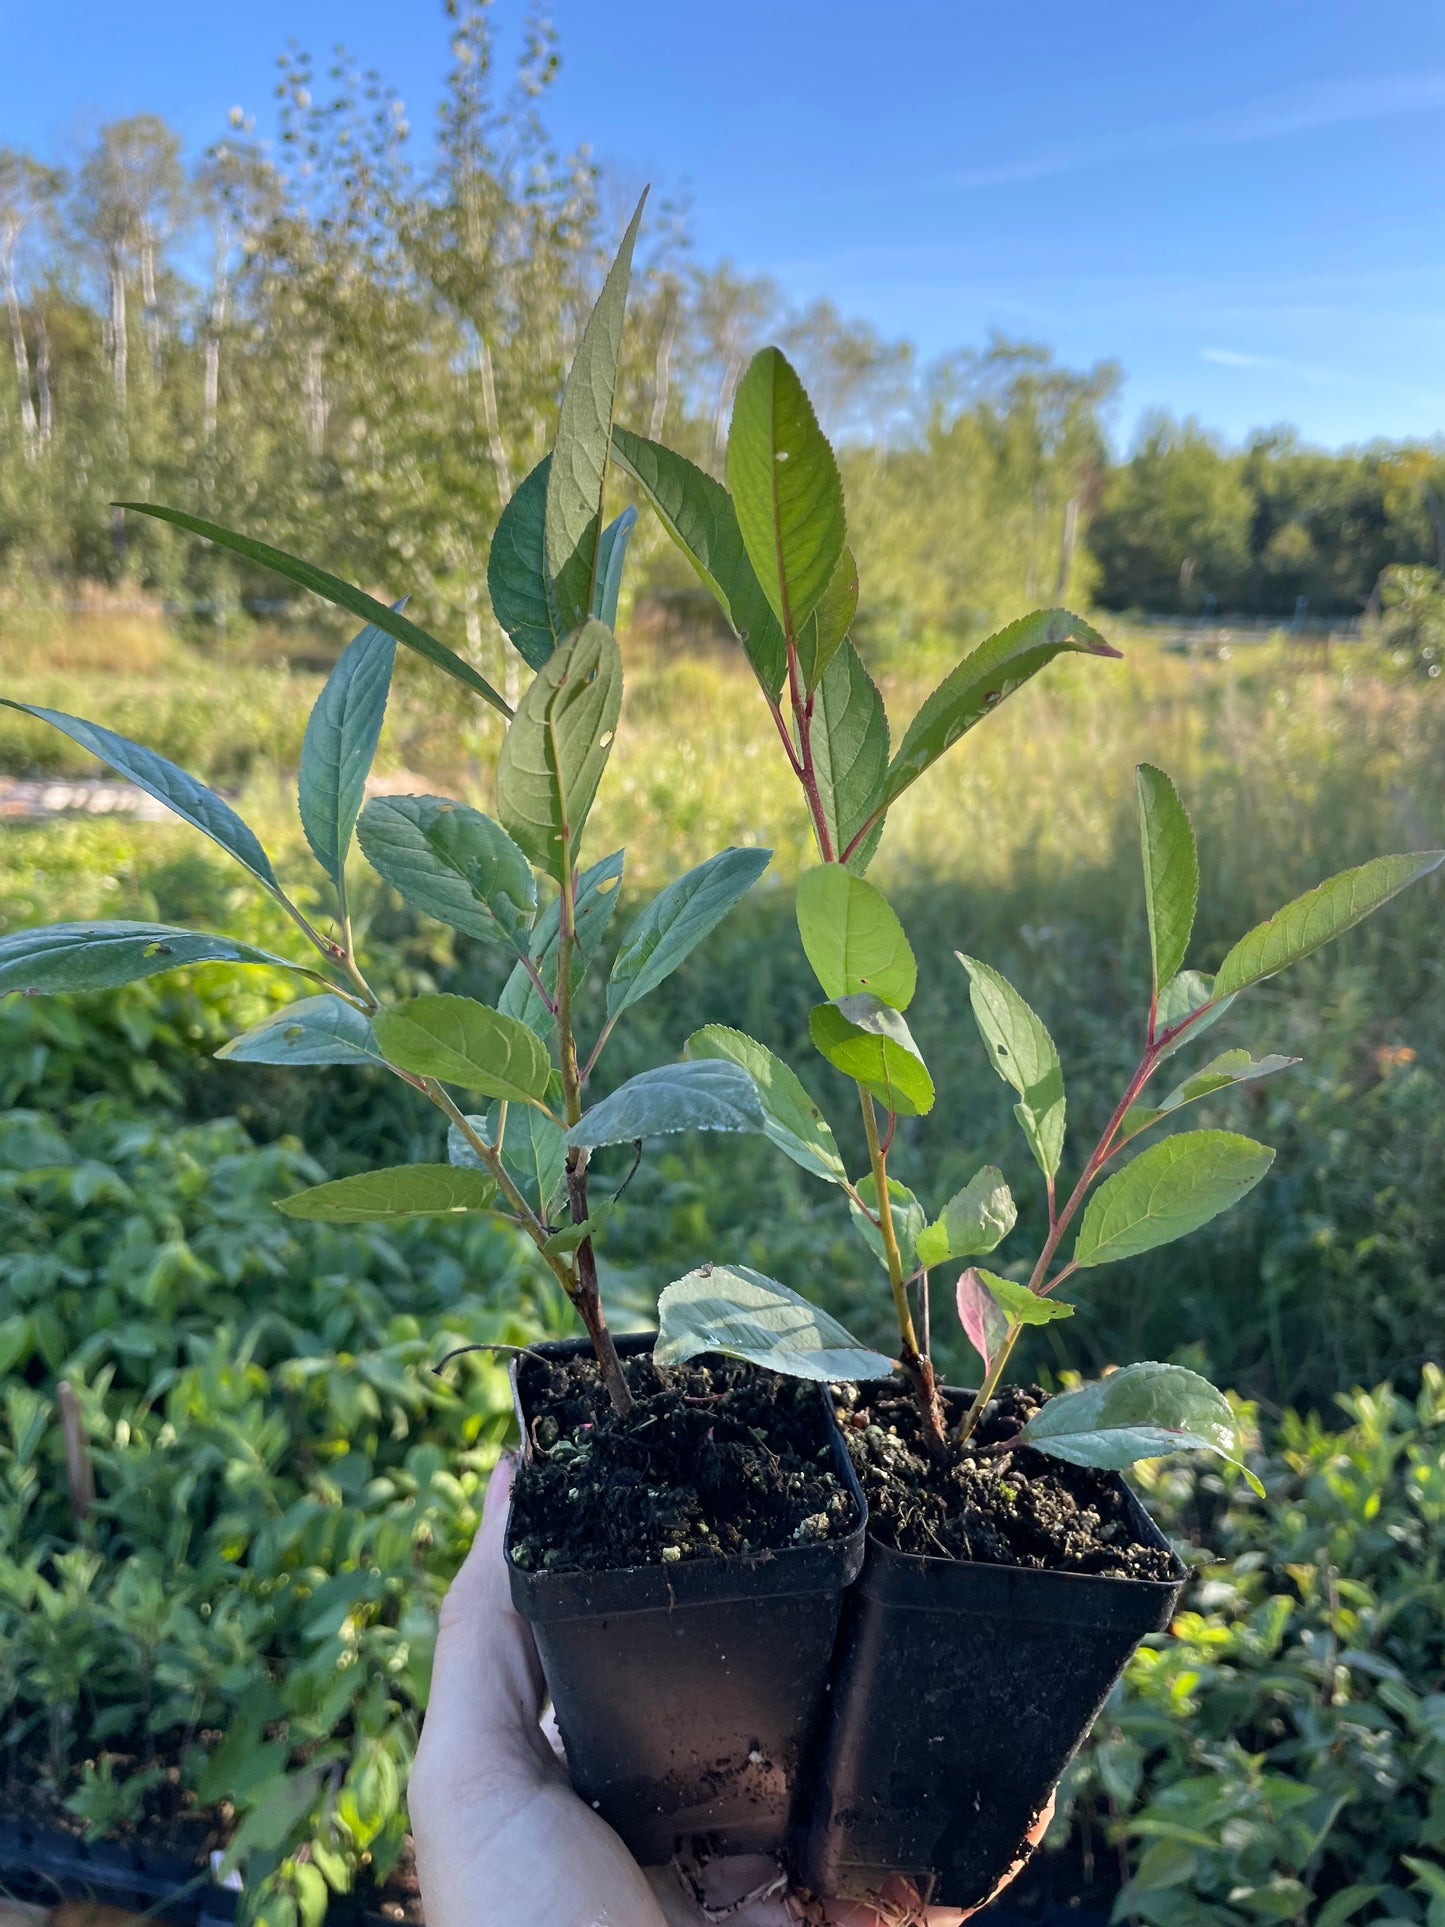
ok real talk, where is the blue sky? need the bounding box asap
[5,0,1444,449]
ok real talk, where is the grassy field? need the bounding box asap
[1,621,1441,1410]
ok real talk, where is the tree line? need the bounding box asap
[2,4,1443,681]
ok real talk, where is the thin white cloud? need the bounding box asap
[1201,348,1288,369]
[940,73,1445,192]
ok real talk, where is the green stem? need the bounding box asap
[859,1087,946,1454]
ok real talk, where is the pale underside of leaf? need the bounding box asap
[655,1263,894,1381]
[357,795,535,948]
[217,995,386,1067]
[0,921,315,996]
[298,613,398,886]
[812,639,889,871]
[1018,1360,1260,1491]
[685,1024,846,1185]
[566,1058,767,1149]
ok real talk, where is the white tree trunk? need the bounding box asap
[110,260,128,413]
[649,297,679,441]
[2,253,38,458]
[305,341,328,455]
[477,335,512,504]
[35,306,51,442]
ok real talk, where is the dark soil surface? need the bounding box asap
[838,1381,1179,1579]
[509,1349,860,1574]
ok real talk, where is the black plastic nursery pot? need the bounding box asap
[799,1400,1187,1914]
[505,1334,867,1869]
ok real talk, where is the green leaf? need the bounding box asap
[0,703,277,890]
[809,994,935,1117]
[298,613,397,886]
[726,347,847,639]
[448,1107,567,1219]
[611,425,786,698]
[487,456,557,670]
[1152,968,1236,1061]
[1018,1360,1262,1491]
[685,1024,846,1186]
[1313,1887,1384,1927]
[217,995,386,1067]
[848,1174,925,1275]
[540,1201,615,1254]
[608,846,771,1019]
[794,544,858,691]
[1121,1049,1300,1137]
[656,1263,894,1381]
[372,993,552,1103]
[499,849,624,1038]
[0,921,315,996]
[116,503,510,714]
[566,1059,766,1149]
[1072,1129,1275,1269]
[878,610,1120,814]
[915,1166,1017,1268]
[1212,851,1444,998]
[593,506,637,628]
[956,1267,1010,1376]
[795,867,916,1009]
[496,620,622,882]
[957,954,1066,1180]
[969,1267,1074,1328]
[1136,764,1198,993]
[275,1164,498,1223]
[812,638,889,872]
[546,191,646,631]
[1404,1860,1445,1903]
[357,795,535,949]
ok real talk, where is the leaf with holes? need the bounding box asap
[727,347,847,639]
[217,995,387,1068]
[1213,851,1443,998]
[496,621,622,882]
[117,504,510,713]
[1018,1361,1261,1492]
[487,455,556,670]
[0,922,316,996]
[373,994,551,1104]
[1136,764,1198,993]
[813,639,889,871]
[1072,1130,1274,1270]
[656,1264,894,1381]
[0,704,278,890]
[567,1059,766,1149]
[958,954,1066,1180]
[357,796,535,949]
[809,994,935,1116]
[546,193,647,631]
[275,1164,498,1223]
[611,424,786,696]
[608,846,771,1019]
[686,1025,846,1185]
[796,866,915,1009]
[878,610,1120,815]
[915,1166,1017,1268]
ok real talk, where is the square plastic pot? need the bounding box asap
[798,1408,1186,1912]
[505,1334,868,1868]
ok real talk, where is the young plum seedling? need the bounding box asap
[631,351,1442,1485]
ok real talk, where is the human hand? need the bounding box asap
[408,1454,1050,1927]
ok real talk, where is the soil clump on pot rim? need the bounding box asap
[838,1380,1178,1578]
[509,1349,859,1575]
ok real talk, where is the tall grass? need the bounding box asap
[0,627,1440,1408]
